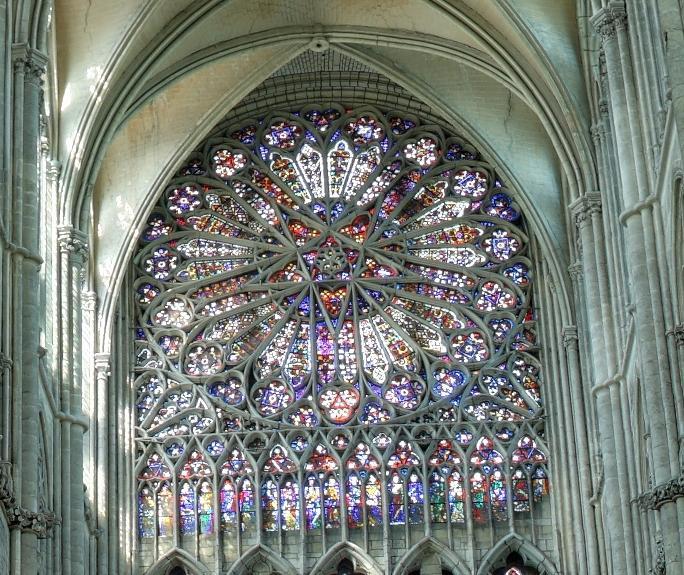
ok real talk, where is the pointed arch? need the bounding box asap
[225,544,298,575]
[145,548,208,575]
[309,541,384,575]
[392,537,469,575]
[475,534,558,575]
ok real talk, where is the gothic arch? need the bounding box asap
[309,542,383,575]
[145,548,208,575]
[475,534,558,575]
[225,544,298,575]
[392,537,469,575]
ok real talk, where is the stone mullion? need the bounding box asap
[57,227,88,575]
[572,195,631,573]
[595,5,684,571]
[94,353,110,575]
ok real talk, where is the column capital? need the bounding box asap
[82,291,97,312]
[591,2,628,43]
[570,192,602,229]
[6,505,58,539]
[636,475,684,510]
[46,160,62,183]
[11,43,47,86]
[57,225,88,263]
[94,353,111,378]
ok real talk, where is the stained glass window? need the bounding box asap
[133,104,548,540]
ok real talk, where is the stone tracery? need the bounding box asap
[132,104,548,548]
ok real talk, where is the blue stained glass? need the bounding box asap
[388,471,405,525]
[304,475,322,530]
[323,476,341,528]
[220,480,237,528]
[198,480,215,533]
[179,482,196,535]
[239,479,256,530]
[280,480,300,531]
[133,104,547,536]
[407,472,424,524]
[346,473,363,528]
[157,481,174,536]
[138,487,155,538]
[429,472,446,523]
[261,480,279,531]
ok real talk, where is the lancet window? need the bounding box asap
[132,104,548,544]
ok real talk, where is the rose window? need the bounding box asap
[133,105,547,540]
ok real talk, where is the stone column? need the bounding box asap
[94,352,110,575]
[562,325,601,574]
[570,193,634,573]
[593,3,684,571]
[8,43,47,575]
[57,226,88,575]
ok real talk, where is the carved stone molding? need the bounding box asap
[82,291,97,313]
[637,475,684,510]
[650,534,666,575]
[94,353,111,375]
[46,160,62,183]
[0,353,12,370]
[0,461,57,538]
[570,193,603,229]
[567,262,583,283]
[57,226,88,263]
[562,326,579,349]
[591,2,628,42]
[668,324,684,347]
[6,505,58,538]
[11,44,47,87]
[0,461,14,503]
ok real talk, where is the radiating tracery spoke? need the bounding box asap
[133,104,548,538]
